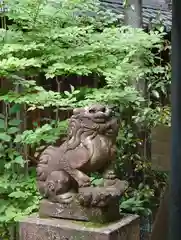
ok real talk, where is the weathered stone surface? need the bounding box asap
[39,198,120,223]
[151,125,170,171]
[19,214,140,240]
[36,104,123,206]
[39,180,128,223]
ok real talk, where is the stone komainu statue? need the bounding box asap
[36,105,120,203]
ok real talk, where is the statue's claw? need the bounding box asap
[78,179,91,188]
[103,170,116,180]
[56,192,74,204]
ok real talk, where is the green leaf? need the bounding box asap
[0,113,5,119]
[0,200,9,214]
[0,133,11,142]
[0,119,5,129]
[70,85,75,93]
[152,90,160,99]
[9,104,21,114]
[13,156,25,167]
[8,119,22,126]
[4,162,12,169]
[91,178,104,186]
[64,91,71,96]
[14,134,22,143]
[4,206,18,221]
[7,127,19,135]
[32,121,39,127]
[8,190,28,199]
[0,215,11,223]
[14,213,26,221]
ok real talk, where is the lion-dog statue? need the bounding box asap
[36,104,125,205]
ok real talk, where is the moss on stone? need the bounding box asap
[72,220,112,228]
[73,221,106,228]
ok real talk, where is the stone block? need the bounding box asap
[19,214,140,240]
[39,199,121,223]
[39,181,128,224]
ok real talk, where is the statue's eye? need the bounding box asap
[101,107,106,112]
[89,108,95,113]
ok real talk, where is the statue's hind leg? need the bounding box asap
[44,170,78,203]
[71,169,91,188]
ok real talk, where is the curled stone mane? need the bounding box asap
[65,104,114,151]
[66,114,100,151]
[66,117,84,150]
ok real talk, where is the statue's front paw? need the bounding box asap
[78,178,91,188]
[56,192,74,204]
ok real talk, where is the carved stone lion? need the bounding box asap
[36,104,120,204]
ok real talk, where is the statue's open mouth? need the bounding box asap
[94,118,106,123]
[93,112,110,123]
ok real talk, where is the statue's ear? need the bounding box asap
[73,107,85,115]
[73,108,80,115]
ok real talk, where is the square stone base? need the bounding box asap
[19,214,140,240]
[39,199,121,223]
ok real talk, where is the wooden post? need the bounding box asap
[124,0,142,28]
[169,0,181,239]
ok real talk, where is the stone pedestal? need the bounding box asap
[39,198,121,223]
[19,214,140,240]
[38,181,128,224]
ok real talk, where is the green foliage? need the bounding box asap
[0,0,131,236]
[90,173,104,186]
[0,169,40,239]
[0,105,41,237]
[0,106,23,172]
[120,185,154,216]
[0,169,40,223]
[117,118,169,216]
[0,0,171,237]
[15,120,68,147]
[0,0,168,109]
